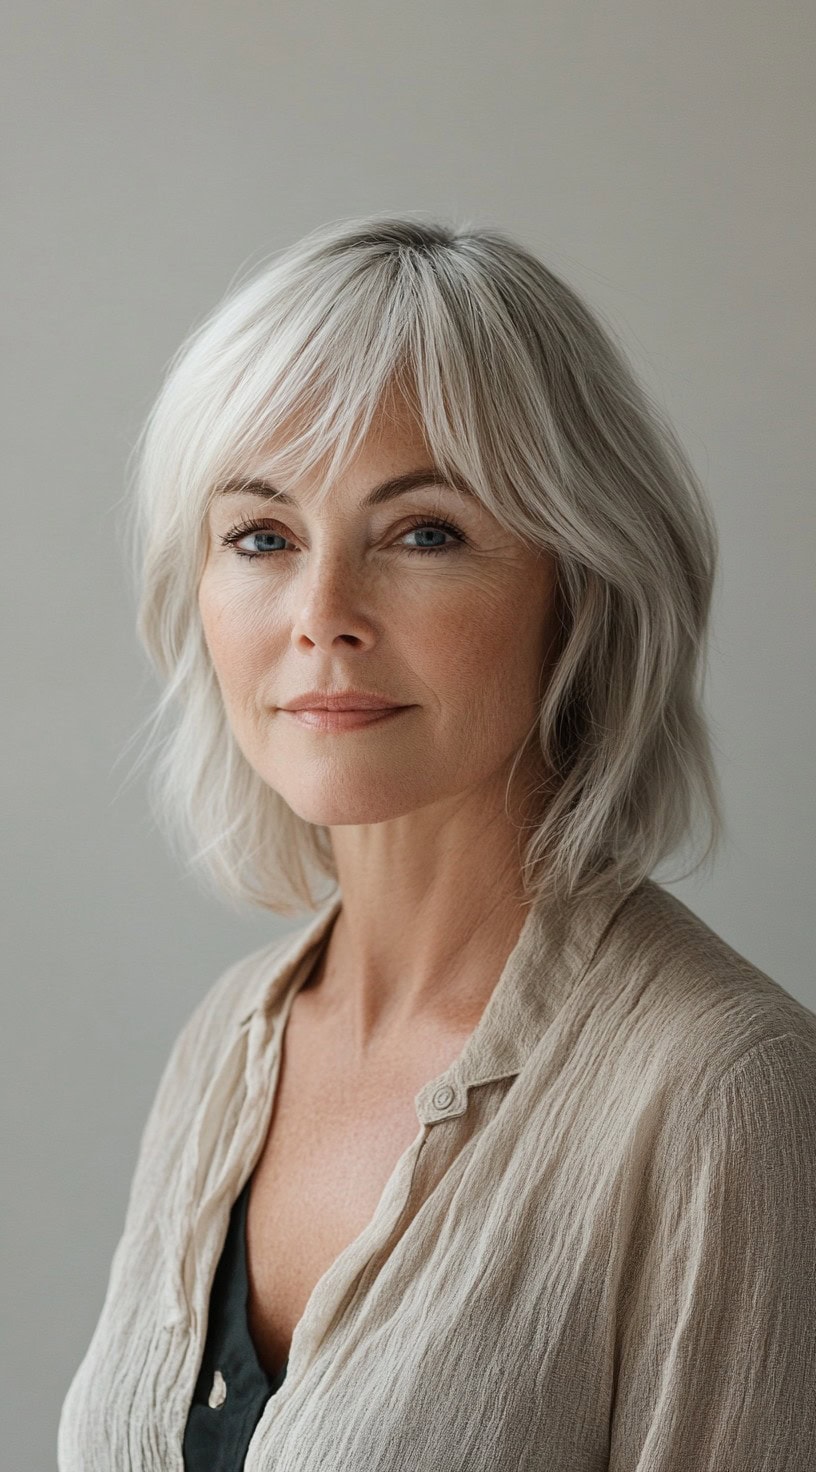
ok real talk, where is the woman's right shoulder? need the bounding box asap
[154,925,308,1102]
[114,921,322,1241]
[144,891,341,1106]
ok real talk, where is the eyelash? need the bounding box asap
[219,513,468,561]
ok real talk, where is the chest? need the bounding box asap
[243,993,467,1379]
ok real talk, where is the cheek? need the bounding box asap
[408,582,549,710]
[198,577,278,703]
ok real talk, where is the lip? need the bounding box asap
[282,706,410,731]
[280,690,407,711]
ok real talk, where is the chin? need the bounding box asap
[278,782,429,827]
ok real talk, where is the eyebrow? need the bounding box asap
[215,467,475,508]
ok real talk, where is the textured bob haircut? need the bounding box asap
[122,213,724,917]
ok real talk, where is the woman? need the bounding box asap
[58,216,816,1471]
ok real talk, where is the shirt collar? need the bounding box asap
[240,878,642,1124]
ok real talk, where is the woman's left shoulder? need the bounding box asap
[602,877,816,1093]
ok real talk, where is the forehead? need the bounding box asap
[216,389,477,508]
[262,383,429,475]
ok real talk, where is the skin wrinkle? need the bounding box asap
[198,388,561,1067]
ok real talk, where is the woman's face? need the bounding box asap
[198,392,560,828]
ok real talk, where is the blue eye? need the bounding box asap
[399,515,465,553]
[220,514,467,560]
[219,521,290,559]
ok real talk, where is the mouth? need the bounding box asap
[280,706,411,731]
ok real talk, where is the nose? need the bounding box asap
[289,550,377,653]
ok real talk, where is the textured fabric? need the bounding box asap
[57,877,816,1470]
[182,1175,288,1471]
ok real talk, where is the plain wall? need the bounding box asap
[1,3,814,1465]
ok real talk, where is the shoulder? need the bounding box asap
[153,931,292,1091]
[558,879,816,1204]
[152,903,332,1100]
[120,910,332,1229]
[595,878,816,1096]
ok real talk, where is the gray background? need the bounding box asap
[1,3,814,1465]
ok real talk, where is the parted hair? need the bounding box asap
[121,213,724,916]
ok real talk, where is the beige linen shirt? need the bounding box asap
[58,877,816,1471]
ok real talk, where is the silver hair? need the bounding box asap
[120,214,724,916]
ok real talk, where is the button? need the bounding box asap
[208,1369,227,1408]
[432,1084,455,1111]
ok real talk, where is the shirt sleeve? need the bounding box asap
[609,1032,816,1472]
